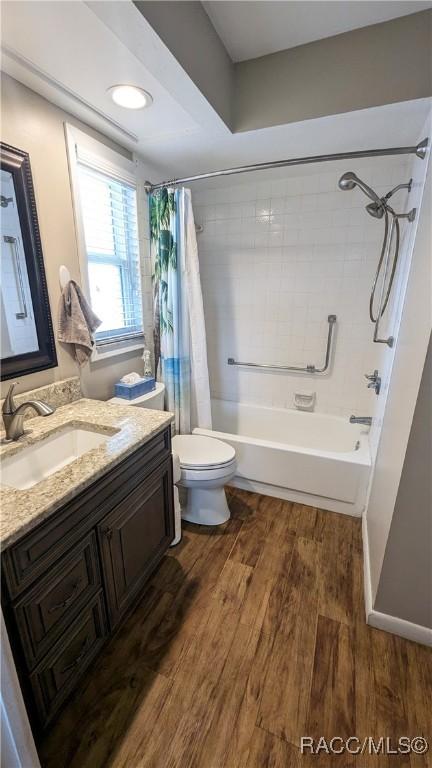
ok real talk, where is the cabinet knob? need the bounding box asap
[104,526,113,541]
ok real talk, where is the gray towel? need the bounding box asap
[58,280,101,366]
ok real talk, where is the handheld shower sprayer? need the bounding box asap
[338,170,416,342]
[338,172,385,217]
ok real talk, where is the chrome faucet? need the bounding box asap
[2,383,55,441]
[349,415,372,427]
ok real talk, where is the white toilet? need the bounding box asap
[172,434,236,526]
[108,383,236,526]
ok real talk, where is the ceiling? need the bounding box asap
[1,1,200,156]
[1,0,430,182]
[203,1,432,61]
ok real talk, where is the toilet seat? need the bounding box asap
[172,434,235,471]
[179,458,237,482]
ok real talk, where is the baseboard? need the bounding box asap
[367,609,432,646]
[362,513,373,619]
[362,515,432,647]
[228,477,362,517]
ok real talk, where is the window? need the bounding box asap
[66,125,143,348]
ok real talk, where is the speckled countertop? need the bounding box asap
[0,398,173,549]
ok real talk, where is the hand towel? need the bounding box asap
[58,280,101,366]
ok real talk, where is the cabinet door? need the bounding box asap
[98,458,174,628]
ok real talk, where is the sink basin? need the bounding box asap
[1,426,110,490]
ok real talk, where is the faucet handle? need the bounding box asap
[364,369,381,395]
[365,369,379,381]
[3,383,18,414]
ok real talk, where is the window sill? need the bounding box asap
[91,339,144,362]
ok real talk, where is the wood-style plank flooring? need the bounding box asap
[40,489,432,768]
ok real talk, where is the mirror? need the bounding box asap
[1,143,57,380]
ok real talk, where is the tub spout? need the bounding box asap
[349,415,372,426]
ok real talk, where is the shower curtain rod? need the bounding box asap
[144,138,428,193]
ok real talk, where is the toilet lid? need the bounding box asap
[172,434,235,469]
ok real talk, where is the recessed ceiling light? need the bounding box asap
[108,85,153,110]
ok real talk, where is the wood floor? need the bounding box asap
[39,489,432,768]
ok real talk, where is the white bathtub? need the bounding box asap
[194,399,371,516]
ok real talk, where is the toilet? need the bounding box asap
[172,434,236,526]
[108,383,236,526]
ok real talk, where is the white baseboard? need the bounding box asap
[367,609,432,646]
[362,513,373,619]
[228,477,362,517]
[362,515,432,647]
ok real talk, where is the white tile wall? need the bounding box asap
[192,157,417,417]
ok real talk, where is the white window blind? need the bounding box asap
[76,160,143,344]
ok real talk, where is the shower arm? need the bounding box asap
[383,179,412,202]
[227,315,337,374]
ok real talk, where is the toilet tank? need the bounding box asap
[107,382,165,410]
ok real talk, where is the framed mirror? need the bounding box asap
[1,143,57,380]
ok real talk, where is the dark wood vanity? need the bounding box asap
[1,426,174,733]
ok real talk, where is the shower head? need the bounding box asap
[365,201,386,219]
[338,171,359,191]
[338,171,385,211]
[338,171,386,219]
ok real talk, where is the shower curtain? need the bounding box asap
[150,187,212,433]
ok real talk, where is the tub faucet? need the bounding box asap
[349,415,372,427]
[2,383,55,441]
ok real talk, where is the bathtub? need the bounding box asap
[193,399,371,516]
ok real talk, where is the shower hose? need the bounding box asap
[369,209,400,323]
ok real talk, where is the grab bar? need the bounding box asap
[228,314,337,374]
[4,235,28,320]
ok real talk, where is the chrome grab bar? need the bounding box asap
[3,235,28,320]
[228,314,337,374]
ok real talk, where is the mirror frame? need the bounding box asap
[1,142,57,381]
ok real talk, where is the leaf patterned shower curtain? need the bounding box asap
[150,187,211,434]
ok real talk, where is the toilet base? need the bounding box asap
[181,486,231,526]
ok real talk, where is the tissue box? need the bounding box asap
[114,376,156,400]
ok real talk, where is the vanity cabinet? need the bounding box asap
[1,427,174,732]
[99,461,174,628]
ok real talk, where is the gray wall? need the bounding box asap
[135,1,234,128]
[375,334,432,628]
[135,6,432,132]
[234,10,432,131]
[1,74,147,401]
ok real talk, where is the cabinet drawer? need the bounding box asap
[99,457,174,628]
[2,428,171,598]
[29,591,107,728]
[13,533,101,669]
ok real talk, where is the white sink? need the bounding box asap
[1,426,110,490]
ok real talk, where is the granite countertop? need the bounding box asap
[0,398,173,549]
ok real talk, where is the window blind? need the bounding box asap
[76,161,143,344]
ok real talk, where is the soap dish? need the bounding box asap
[294,392,316,412]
